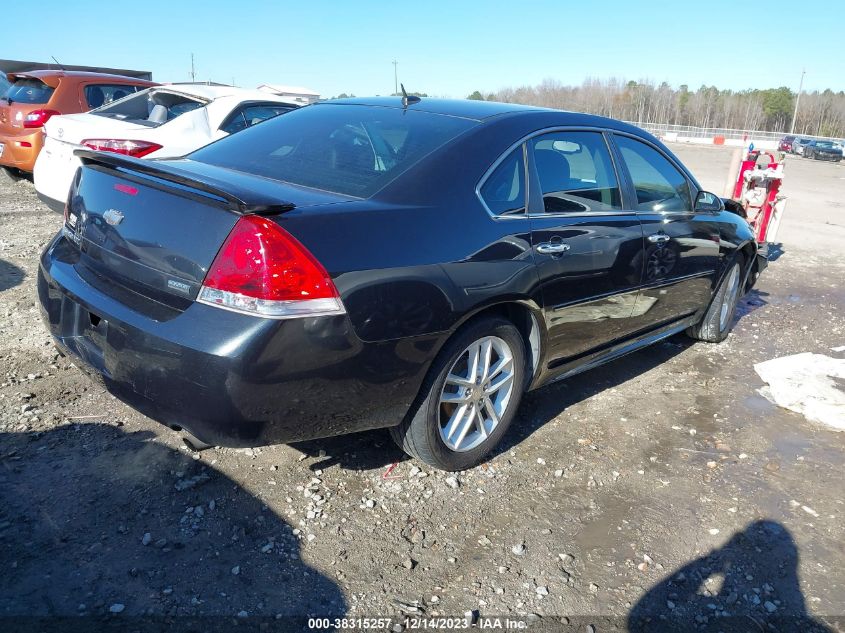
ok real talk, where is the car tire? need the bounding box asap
[0,167,22,184]
[390,316,526,471]
[687,256,744,343]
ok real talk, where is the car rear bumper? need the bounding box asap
[33,140,81,205]
[38,234,430,447]
[0,127,43,172]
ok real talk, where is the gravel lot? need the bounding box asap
[1,147,843,632]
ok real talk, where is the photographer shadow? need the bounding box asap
[627,520,833,632]
[0,424,346,628]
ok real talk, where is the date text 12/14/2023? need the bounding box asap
[307,616,530,630]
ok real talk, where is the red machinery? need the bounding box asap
[731,148,786,243]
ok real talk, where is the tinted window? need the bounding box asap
[220,103,293,135]
[480,147,525,215]
[615,135,692,212]
[531,131,621,213]
[85,84,141,109]
[7,79,55,104]
[220,111,248,135]
[192,104,476,197]
[242,104,292,126]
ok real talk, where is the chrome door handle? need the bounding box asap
[647,234,671,243]
[536,242,571,254]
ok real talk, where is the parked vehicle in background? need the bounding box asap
[791,137,813,155]
[777,135,795,152]
[37,97,765,470]
[803,140,843,162]
[34,84,298,212]
[0,70,156,182]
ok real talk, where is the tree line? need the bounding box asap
[468,78,845,138]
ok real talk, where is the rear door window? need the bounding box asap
[530,131,622,213]
[84,84,142,109]
[614,135,692,212]
[479,146,526,215]
[7,79,55,104]
[191,104,476,197]
[220,103,294,135]
[242,104,294,127]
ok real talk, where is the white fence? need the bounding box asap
[623,122,843,151]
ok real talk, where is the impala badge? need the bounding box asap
[103,209,124,226]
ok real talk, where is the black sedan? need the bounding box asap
[803,140,843,162]
[38,97,765,470]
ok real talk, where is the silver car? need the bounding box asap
[792,137,813,155]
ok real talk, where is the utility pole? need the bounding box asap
[790,68,805,134]
[392,60,398,96]
[190,53,196,82]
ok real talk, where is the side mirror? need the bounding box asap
[694,190,724,213]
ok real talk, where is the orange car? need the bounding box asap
[0,70,156,181]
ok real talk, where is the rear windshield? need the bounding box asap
[92,88,205,127]
[190,104,477,197]
[7,78,55,104]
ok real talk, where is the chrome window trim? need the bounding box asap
[476,125,636,220]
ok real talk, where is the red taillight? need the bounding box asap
[23,109,61,129]
[197,216,345,319]
[81,139,163,158]
[114,183,139,195]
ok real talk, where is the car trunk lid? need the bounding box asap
[65,151,353,314]
[0,75,61,133]
[44,113,154,146]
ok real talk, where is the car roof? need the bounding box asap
[323,96,553,120]
[9,69,154,83]
[321,96,646,133]
[158,83,299,103]
[152,83,301,107]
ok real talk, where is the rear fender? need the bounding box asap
[428,298,547,390]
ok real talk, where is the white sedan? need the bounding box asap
[34,84,299,212]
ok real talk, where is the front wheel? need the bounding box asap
[390,316,526,471]
[687,257,744,343]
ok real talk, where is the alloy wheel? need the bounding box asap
[719,265,741,331]
[438,336,515,452]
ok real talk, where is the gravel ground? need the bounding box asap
[1,147,843,632]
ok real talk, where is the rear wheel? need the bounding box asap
[687,257,744,343]
[390,316,526,471]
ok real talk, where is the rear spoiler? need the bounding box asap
[74,149,296,215]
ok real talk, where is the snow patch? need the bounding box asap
[754,352,845,431]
